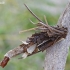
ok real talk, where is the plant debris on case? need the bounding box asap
[0,4,68,68]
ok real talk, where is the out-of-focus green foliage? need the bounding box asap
[0,0,69,70]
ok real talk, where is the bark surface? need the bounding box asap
[44,2,70,70]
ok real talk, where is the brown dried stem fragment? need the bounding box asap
[0,4,68,68]
[0,25,68,68]
[24,4,43,23]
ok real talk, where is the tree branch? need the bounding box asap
[44,2,70,70]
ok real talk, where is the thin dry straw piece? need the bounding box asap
[24,4,43,23]
[19,27,38,33]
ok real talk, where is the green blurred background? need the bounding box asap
[0,0,70,70]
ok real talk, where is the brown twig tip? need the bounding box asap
[0,56,10,68]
